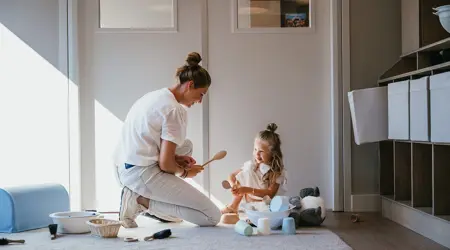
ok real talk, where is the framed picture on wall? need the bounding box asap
[285,13,308,27]
[232,0,315,33]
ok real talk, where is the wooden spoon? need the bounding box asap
[222,180,240,190]
[201,150,227,167]
[222,180,232,189]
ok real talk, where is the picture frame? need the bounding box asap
[231,0,315,34]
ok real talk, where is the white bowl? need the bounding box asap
[433,5,450,13]
[245,209,291,229]
[49,211,102,234]
[433,6,450,33]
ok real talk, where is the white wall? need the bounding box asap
[77,0,335,210]
[207,0,333,207]
[77,0,206,211]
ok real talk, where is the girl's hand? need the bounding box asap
[175,155,196,169]
[231,186,252,196]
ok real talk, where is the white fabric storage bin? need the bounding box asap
[348,86,388,145]
[388,80,410,140]
[430,71,450,143]
[409,76,429,141]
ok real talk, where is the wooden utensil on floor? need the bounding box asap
[0,238,25,245]
[201,150,227,167]
[48,224,58,240]
[144,229,172,241]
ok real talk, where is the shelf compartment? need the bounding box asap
[394,141,412,201]
[378,57,417,82]
[412,143,432,208]
[378,61,450,84]
[380,141,394,196]
[403,37,450,58]
[433,144,450,216]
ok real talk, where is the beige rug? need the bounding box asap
[0,215,352,250]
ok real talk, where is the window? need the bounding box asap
[99,0,177,32]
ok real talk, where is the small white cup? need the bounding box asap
[257,217,271,235]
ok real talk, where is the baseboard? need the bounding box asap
[382,197,450,248]
[351,194,381,212]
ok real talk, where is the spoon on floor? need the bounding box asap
[0,238,25,245]
[201,150,227,167]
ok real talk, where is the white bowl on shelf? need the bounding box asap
[433,5,450,12]
[49,211,102,234]
[433,5,450,33]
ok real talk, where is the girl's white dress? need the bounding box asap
[235,160,287,204]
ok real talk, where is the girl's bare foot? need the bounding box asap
[221,205,238,214]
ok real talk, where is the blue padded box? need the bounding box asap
[0,183,70,233]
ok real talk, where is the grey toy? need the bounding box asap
[289,187,325,227]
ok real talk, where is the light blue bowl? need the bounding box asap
[433,5,450,13]
[433,7,450,33]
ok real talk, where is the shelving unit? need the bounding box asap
[377,0,450,247]
[379,140,450,248]
[379,37,450,85]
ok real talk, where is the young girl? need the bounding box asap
[221,123,287,214]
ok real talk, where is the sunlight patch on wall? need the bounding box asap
[94,100,123,212]
[0,23,70,190]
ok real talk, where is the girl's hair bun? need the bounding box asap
[266,123,278,132]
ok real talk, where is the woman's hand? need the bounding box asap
[231,186,252,196]
[184,165,204,178]
[175,155,196,169]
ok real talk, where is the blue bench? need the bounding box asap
[0,183,70,233]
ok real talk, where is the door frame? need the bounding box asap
[341,0,352,212]
[200,0,211,197]
[331,0,351,212]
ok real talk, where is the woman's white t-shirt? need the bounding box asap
[113,88,187,167]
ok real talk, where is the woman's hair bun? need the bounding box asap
[186,52,202,67]
[266,123,278,132]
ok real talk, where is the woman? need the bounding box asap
[114,52,221,228]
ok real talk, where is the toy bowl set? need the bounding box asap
[243,196,294,230]
[49,211,102,234]
[49,211,121,238]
